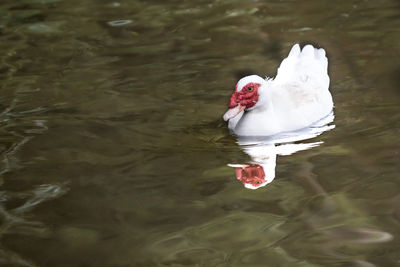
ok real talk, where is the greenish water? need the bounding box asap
[0,0,399,266]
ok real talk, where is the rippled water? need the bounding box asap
[0,0,399,266]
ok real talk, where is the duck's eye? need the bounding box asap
[248,87,253,92]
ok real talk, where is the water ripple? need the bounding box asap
[107,20,133,27]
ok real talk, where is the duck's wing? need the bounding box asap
[272,44,329,92]
[268,44,333,129]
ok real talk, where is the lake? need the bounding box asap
[0,0,399,266]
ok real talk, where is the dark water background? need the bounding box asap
[0,0,399,266]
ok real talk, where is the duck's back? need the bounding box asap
[270,44,333,131]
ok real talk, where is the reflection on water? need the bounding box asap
[230,113,334,189]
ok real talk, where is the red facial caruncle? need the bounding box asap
[232,164,266,188]
[229,82,261,109]
[223,81,262,122]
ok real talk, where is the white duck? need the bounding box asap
[223,44,333,136]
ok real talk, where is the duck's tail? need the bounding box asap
[273,44,329,90]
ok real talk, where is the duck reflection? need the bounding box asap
[229,113,335,189]
[229,163,270,189]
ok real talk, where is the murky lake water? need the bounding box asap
[0,0,399,266]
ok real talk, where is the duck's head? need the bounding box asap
[230,164,269,189]
[223,75,265,121]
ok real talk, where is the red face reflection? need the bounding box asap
[232,164,266,188]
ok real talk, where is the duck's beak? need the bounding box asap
[223,104,245,121]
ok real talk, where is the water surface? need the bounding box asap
[0,0,399,266]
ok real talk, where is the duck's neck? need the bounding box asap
[234,93,281,136]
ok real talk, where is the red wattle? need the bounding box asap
[228,92,239,108]
[227,82,261,109]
